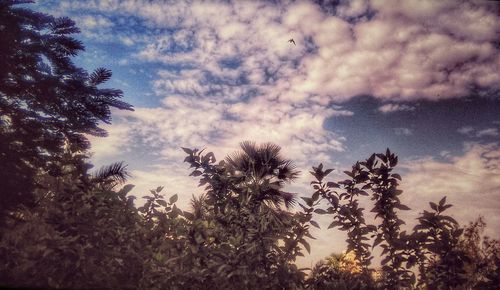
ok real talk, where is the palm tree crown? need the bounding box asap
[225,141,300,208]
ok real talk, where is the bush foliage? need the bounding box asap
[1,143,499,289]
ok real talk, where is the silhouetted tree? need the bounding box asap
[310,150,415,288]
[459,217,500,289]
[0,152,145,289]
[310,150,500,289]
[224,141,300,208]
[181,143,311,289]
[0,0,132,220]
[1,139,499,289]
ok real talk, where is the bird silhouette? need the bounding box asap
[288,38,296,46]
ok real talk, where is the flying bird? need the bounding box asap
[288,38,296,46]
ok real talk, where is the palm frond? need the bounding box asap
[50,16,80,35]
[240,141,259,160]
[278,160,300,181]
[89,67,112,86]
[279,190,297,208]
[224,141,300,208]
[225,151,250,173]
[190,194,209,219]
[92,161,129,185]
[259,142,282,162]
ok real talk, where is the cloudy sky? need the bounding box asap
[33,0,499,267]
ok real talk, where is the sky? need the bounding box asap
[32,0,500,267]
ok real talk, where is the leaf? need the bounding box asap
[301,197,313,207]
[396,204,411,210]
[327,182,340,188]
[304,232,316,240]
[181,147,193,154]
[357,190,369,196]
[310,220,320,229]
[118,184,135,195]
[205,152,216,163]
[381,255,391,265]
[300,239,311,254]
[328,221,342,229]
[314,209,327,215]
[157,200,167,207]
[439,196,447,207]
[190,170,202,177]
[343,170,354,178]
[429,202,438,211]
[183,211,195,220]
[441,204,453,211]
[171,204,180,218]
[390,156,398,167]
[330,195,339,208]
[392,174,402,180]
[406,255,417,269]
[376,154,388,163]
[441,215,458,225]
[93,161,129,184]
[169,194,178,204]
[311,191,320,202]
[373,235,383,248]
[89,67,112,85]
[299,203,309,212]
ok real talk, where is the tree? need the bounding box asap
[307,252,378,290]
[223,141,300,208]
[181,142,312,289]
[310,150,415,288]
[0,153,145,289]
[309,150,500,289]
[0,0,132,220]
[411,196,468,289]
[459,217,500,289]
[1,139,499,289]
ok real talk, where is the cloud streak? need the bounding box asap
[378,103,415,114]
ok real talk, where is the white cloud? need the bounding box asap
[477,128,499,138]
[86,121,132,163]
[400,143,500,238]
[378,103,415,114]
[118,59,129,66]
[394,127,413,136]
[458,126,475,135]
[78,15,113,29]
[72,15,114,40]
[458,126,499,138]
[58,0,500,102]
[99,94,347,169]
[335,0,370,19]
[119,36,135,46]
